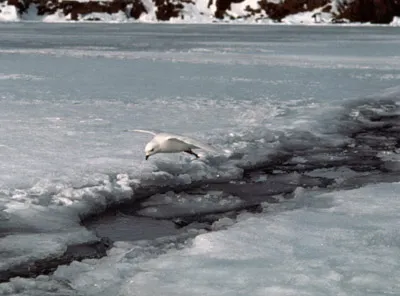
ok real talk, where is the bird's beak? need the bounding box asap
[145,155,149,160]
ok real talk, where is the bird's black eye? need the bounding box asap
[150,148,154,152]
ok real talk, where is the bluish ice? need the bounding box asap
[0,23,399,295]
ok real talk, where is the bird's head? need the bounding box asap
[144,141,160,160]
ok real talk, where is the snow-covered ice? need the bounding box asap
[3,183,399,295]
[112,183,400,296]
[0,23,400,295]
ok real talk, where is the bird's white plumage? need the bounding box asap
[129,129,219,158]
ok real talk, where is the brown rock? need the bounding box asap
[154,0,184,21]
[244,5,262,15]
[259,0,330,22]
[321,4,331,13]
[34,0,58,16]
[7,0,26,14]
[337,0,400,23]
[59,0,127,20]
[130,0,147,19]
[215,0,244,19]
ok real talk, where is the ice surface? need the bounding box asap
[1,229,96,271]
[0,24,400,293]
[117,183,398,296]
[5,183,399,296]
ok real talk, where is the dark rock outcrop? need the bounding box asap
[258,0,330,21]
[154,0,184,20]
[59,0,129,20]
[214,0,245,19]
[337,0,400,23]
[130,0,147,19]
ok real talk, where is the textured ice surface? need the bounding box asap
[1,230,96,271]
[113,183,400,296]
[4,183,399,296]
[0,24,400,293]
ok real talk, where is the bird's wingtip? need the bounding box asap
[126,129,157,135]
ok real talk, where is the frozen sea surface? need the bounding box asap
[0,23,400,295]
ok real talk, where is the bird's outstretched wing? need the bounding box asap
[125,129,157,136]
[166,138,200,150]
[127,129,220,153]
[162,133,219,153]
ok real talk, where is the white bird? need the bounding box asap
[128,129,218,160]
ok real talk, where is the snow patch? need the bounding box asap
[172,0,215,23]
[138,0,157,22]
[0,3,20,22]
[390,16,400,26]
[80,11,128,22]
[229,0,262,18]
[43,9,69,22]
[282,9,333,25]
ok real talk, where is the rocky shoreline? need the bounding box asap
[1,0,400,24]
